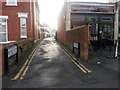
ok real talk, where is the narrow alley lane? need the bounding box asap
[3,38,118,88]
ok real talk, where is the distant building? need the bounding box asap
[51,29,56,37]
[40,23,51,38]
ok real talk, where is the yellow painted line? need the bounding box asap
[11,60,29,80]
[63,48,77,60]
[71,59,87,73]
[63,48,92,73]
[27,55,34,65]
[20,66,29,80]
[19,49,37,80]
[63,49,87,73]
[78,62,91,73]
[69,53,77,60]
[11,47,37,80]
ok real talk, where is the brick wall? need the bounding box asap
[2,2,33,41]
[57,3,66,44]
[0,43,17,76]
[0,39,35,76]
[57,18,66,44]
[66,25,89,60]
[57,23,89,60]
[57,8,89,60]
[57,10,66,44]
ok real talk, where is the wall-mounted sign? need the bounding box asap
[7,45,17,58]
[73,42,80,58]
[4,44,18,73]
[73,42,79,48]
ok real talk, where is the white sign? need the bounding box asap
[8,45,17,58]
[73,43,78,48]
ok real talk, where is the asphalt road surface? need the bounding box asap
[2,38,118,88]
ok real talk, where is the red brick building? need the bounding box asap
[0,0,41,43]
[0,0,42,75]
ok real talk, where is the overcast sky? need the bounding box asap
[38,0,109,29]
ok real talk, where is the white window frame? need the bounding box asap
[0,16,8,44]
[18,12,28,39]
[6,0,18,6]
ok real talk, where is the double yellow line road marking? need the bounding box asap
[11,43,91,81]
[11,47,37,80]
[63,48,92,74]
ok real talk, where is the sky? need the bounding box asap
[38,0,109,30]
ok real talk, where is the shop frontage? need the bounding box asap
[71,2,115,40]
[71,2,116,59]
[57,2,119,60]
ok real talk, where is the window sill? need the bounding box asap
[5,4,18,6]
[20,36,27,39]
[0,41,11,44]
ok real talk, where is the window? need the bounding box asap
[102,17,112,21]
[6,0,17,6]
[87,16,97,22]
[71,15,85,22]
[20,18,27,38]
[18,12,28,38]
[0,16,8,43]
[76,16,85,21]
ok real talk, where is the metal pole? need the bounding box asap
[114,2,119,58]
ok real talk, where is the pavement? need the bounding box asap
[2,38,119,89]
[2,40,40,88]
[58,40,119,88]
[61,42,119,73]
[88,49,119,73]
